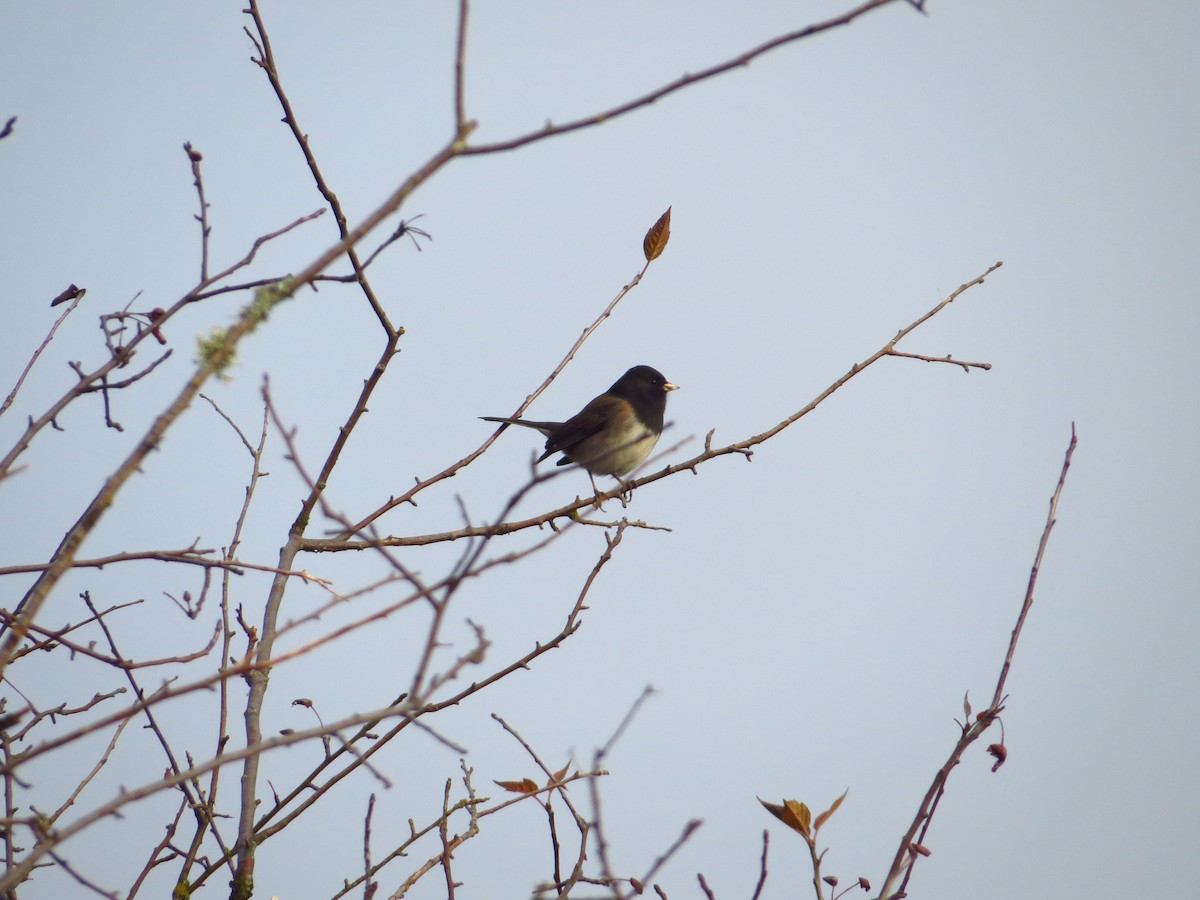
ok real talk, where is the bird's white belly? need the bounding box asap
[577,418,656,476]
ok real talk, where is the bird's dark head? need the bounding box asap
[609,365,678,428]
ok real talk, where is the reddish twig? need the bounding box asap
[879,424,1078,899]
[751,829,771,900]
[183,142,211,281]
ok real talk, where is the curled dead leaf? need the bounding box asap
[813,788,848,834]
[643,207,672,262]
[548,762,571,786]
[987,743,1008,772]
[758,797,809,835]
[494,778,540,794]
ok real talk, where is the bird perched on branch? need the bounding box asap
[482,365,679,498]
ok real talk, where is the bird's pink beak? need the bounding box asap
[664,382,680,392]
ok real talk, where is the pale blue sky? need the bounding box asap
[2,2,1197,898]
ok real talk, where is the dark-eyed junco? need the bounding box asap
[482,365,679,496]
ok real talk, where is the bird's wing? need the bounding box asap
[540,395,627,460]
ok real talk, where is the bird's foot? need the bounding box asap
[617,479,634,508]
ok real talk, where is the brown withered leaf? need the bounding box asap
[548,762,571,786]
[987,743,1008,772]
[642,207,672,262]
[760,797,812,835]
[759,797,801,835]
[495,778,540,794]
[786,799,812,835]
[813,788,848,834]
[50,284,85,307]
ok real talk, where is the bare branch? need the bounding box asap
[885,349,992,372]
[0,207,322,484]
[751,829,770,900]
[454,0,469,132]
[879,424,1078,900]
[462,0,911,155]
[183,142,211,281]
[1,287,85,419]
[242,0,398,336]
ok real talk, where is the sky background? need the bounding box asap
[2,1,1198,898]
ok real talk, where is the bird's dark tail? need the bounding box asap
[480,416,561,434]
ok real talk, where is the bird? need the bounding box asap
[482,365,679,498]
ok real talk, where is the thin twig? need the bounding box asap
[242,0,396,336]
[990,423,1078,709]
[885,349,991,372]
[590,684,655,886]
[453,0,469,132]
[363,794,377,900]
[879,424,1078,900]
[0,289,85,418]
[184,142,211,281]
[631,819,703,898]
[0,205,320,486]
[750,829,770,900]
[438,779,459,899]
[0,609,220,670]
[462,0,908,155]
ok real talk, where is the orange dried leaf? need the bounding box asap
[813,788,848,834]
[494,778,539,794]
[759,796,811,835]
[643,206,672,261]
[548,762,571,786]
[785,799,812,835]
